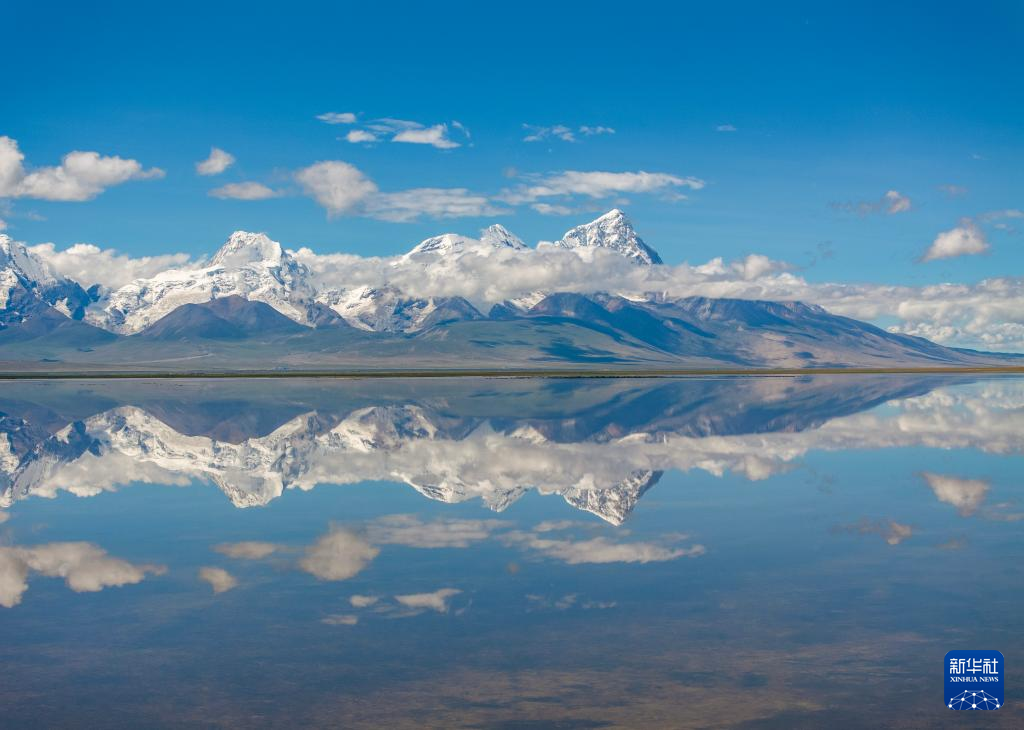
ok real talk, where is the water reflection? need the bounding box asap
[3,375,1020,523]
[0,375,1022,728]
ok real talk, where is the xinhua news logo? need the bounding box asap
[945,650,1004,710]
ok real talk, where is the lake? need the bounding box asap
[1,375,1021,728]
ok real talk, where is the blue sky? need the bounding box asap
[2,0,1022,288]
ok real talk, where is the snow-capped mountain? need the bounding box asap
[315,286,483,333]
[87,231,326,334]
[1,235,94,324]
[552,209,663,265]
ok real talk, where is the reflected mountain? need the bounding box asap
[2,375,1021,523]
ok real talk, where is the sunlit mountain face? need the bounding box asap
[1,375,1022,727]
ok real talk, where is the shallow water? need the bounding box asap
[1,375,1021,728]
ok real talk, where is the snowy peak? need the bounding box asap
[555,209,663,265]
[403,233,477,260]
[1,234,92,320]
[1,235,59,288]
[211,231,284,267]
[480,224,527,251]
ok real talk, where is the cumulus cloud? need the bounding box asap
[392,124,460,149]
[921,472,990,516]
[208,182,281,200]
[199,566,238,593]
[317,112,358,125]
[28,242,193,290]
[349,594,378,608]
[393,587,461,613]
[298,527,379,581]
[367,514,509,548]
[195,148,235,176]
[502,170,704,204]
[502,531,705,564]
[0,136,164,202]
[922,218,989,261]
[294,161,499,221]
[345,130,378,144]
[294,161,380,217]
[213,541,281,560]
[939,184,968,197]
[715,124,737,132]
[0,542,165,608]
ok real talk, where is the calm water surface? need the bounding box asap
[1,375,1021,728]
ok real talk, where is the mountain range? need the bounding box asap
[1,210,1019,371]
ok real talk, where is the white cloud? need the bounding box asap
[523,125,615,142]
[0,218,6,231]
[939,184,968,197]
[921,472,990,516]
[922,218,989,261]
[322,613,359,625]
[0,542,165,608]
[339,118,468,149]
[213,541,281,560]
[531,203,574,216]
[199,566,238,593]
[502,531,705,564]
[28,242,193,290]
[884,190,912,213]
[502,171,704,204]
[392,124,460,149]
[831,189,912,216]
[715,124,737,132]
[366,188,506,222]
[0,511,8,523]
[209,182,281,200]
[317,112,358,125]
[345,130,378,144]
[0,136,164,202]
[294,160,499,222]
[367,514,509,548]
[349,594,378,608]
[295,161,379,217]
[298,527,378,581]
[393,587,461,613]
[195,148,235,176]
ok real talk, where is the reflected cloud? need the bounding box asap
[503,531,705,564]
[921,472,990,517]
[214,541,282,560]
[0,542,165,608]
[394,588,462,614]
[199,566,238,594]
[299,527,379,581]
[366,514,510,548]
[833,519,914,546]
[322,614,359,626]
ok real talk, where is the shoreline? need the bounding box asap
[1,366,1023,380]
